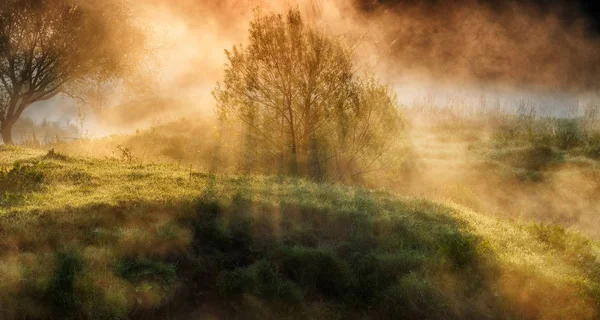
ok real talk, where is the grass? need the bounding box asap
[0,146,599,319]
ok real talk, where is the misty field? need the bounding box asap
[2,100,600,318]
[1,146,599,319]
[3,0,600,319]
[3,106,600,319]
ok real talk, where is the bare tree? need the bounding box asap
[0,0,145,144]
[213,8,403,180]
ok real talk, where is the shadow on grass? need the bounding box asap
[167,180,540,319]
[0,179,598,319]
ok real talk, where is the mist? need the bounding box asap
[3,1,600,318]
[17,0,599,136]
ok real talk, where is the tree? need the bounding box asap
[213,8,403,181]
[0,0,145,144]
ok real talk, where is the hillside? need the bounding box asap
[1,146,599,319]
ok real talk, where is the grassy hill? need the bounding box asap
[1,146,599,319]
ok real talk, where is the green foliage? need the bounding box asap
[179,192,501,318]
[440,230,476,269]
[584,133,600,159]
[0,161,44,205]
[490,114,598,157]
[349,253,405,305]
[556,119,584,149]
[0,161,44,187]
[247,260,304,305]
[116,257,177,286]
[485,145,565,183]
[276,246,351,299]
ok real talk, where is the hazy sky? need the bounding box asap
[22,0,600,134]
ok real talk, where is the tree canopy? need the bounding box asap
[0,0,145,144]
[213,8,403,181]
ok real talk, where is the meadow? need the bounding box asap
[2,101,600,318]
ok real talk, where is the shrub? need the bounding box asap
[115,257,177,310]
[0,161,44,190]
[115,257,177,286]
[276,246,351,299]
[584,133,600,159]
[489,145,563,172]
[555,119,584,149]
[440,230,477,269]
[250,260,304,306]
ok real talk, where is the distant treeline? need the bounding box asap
[11,117,80,145]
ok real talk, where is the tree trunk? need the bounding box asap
[287,106,299,176]
[290,139,299,176]
[1,121,14,145]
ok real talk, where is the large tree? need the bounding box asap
[213,8,403,181]
[0,0,144,144]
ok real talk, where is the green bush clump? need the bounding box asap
[440,230,476,269]
[248,260,304,305]
[116,257,177,286]
[0,161,45,206]
[276,246,351,299]
[0,161,44,189]
[486,145,566,183]
[584,133,600,159]
[556,119,584,150]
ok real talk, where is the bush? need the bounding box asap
[440,230,476,269]
[0,161,44,190]
[555,119,584,149]
[349,253,398,304]
[115,257,177,285]
[249,260,304,306]
[115,257,177,311]
[276,246,351,299]
[584,133,600,159]
[489,145,563,171]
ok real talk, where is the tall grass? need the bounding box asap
[0,147,598,319]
